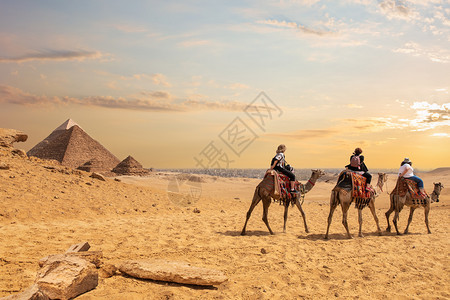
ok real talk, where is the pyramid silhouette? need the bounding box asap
[27,119,120,172]
[112,155,149,176]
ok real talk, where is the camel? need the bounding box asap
[240,169,325,235]
[385,181,444,235]
[324,172,388,239]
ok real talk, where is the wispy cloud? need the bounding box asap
[0,50,105,63]
[265,129,338,140]
[0,85,249,112]
[259,19,335,36]
[393,42,450,63]
[119,73,171,87]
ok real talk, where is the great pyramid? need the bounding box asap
[27,119,120,172]
[112,155,149,176]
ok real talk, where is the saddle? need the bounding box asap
[261,170,301,206]
[391,177,428,204]
[333,170,373,209]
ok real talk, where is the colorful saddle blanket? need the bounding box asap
[391,178,428,204]
[334,171,372,209]
[260,170,300,206]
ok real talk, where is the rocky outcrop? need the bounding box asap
[36,256,98,300]
[0,284,49,300]
[0,129,28,148]
[119,259,227,286]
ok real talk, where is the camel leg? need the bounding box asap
[424,204,431,234]
[294,197,309,233]
[393,199,404,235]
[325,192,338,239]
[393,208,402,235]
[358,209,364,237]
[283,203,289,233]
[262,197,274,235]
[404,206,416,234]
[385,195,395,232]
[240,189,262,236]
[341,202,352,239]
[368,200,382,235]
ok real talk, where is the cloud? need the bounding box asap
[408,101,450,130]
[342,117,408,132]
[119,73,171,87]
[431,133,449,137]
[265,129,338,140]
[393,42,450,63]
[260,19,335,36]
[0,85,249,113]
[0,50,104,63]
[379,0,418,21]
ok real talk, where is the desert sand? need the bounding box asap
[1,145,449,299]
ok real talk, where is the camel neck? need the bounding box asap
[304,176,318,193]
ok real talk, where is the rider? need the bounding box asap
[398,158,426,197]
[270,144,297,193]
[345,147,372,190]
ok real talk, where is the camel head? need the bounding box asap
[376,173,388,192]
[431,182,444,202]
[311,169,325,179]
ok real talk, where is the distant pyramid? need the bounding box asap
[27,119,120,172]
[112,155,149,176]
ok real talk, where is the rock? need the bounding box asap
[193,208,200,213]
[0,163,10,170]
[90,172,106,181]
[114,178,121,182]
[66,242,90,253]
[0,284,49,300]
[0,129,28,148]
[260,248,267,254]
[119,259,227,286]
[99,263,117,278]
[11,149,27,158]
[39,251,103,268]
[36,256,98,300]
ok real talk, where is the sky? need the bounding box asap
[0,0,449,169]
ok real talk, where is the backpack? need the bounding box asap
[350,155,360,169]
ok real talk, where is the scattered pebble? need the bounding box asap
[261,248,267,254]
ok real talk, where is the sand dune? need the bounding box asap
[1,146,449,299]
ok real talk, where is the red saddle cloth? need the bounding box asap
[350,172,371,200]
[392,178,428,204]
[275,172,299,206]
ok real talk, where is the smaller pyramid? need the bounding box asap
[112,155,149,176]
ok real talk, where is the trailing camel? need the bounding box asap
[324,172,388,239]
[240,169,325,235]
[385,181,444,235]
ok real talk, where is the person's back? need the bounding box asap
[346,147,372,188]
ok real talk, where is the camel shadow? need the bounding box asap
[219,230,271,237]
[300,231,386,241]
[121,274,218,290]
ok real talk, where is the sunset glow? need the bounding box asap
[0,0,448,169]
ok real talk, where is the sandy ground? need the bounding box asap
[1,146,449,299]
